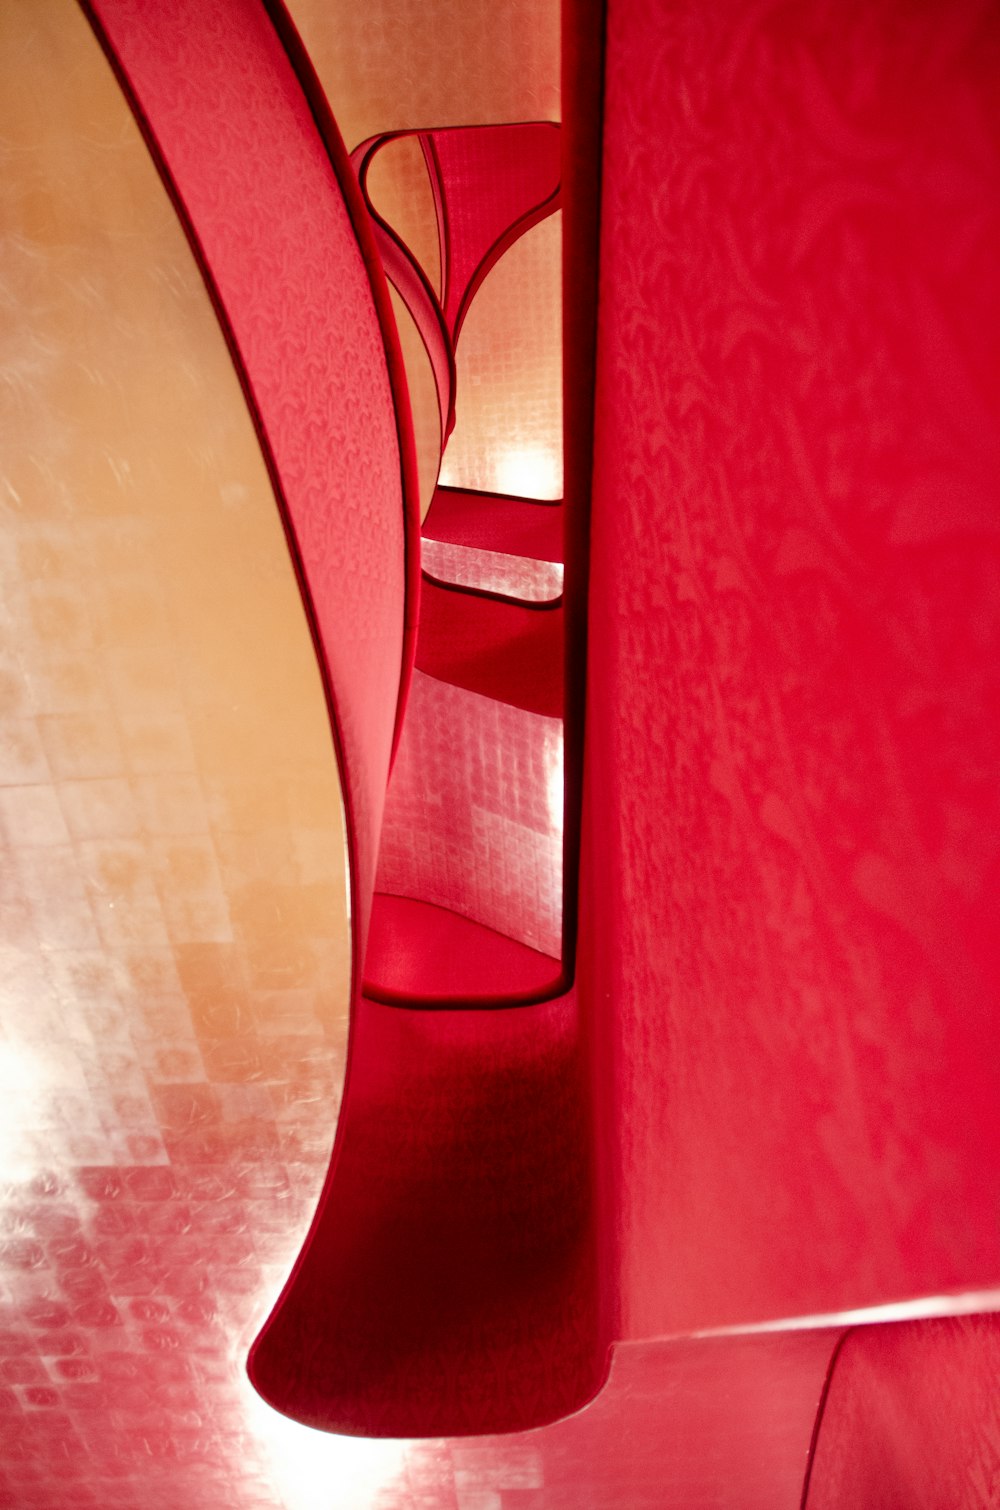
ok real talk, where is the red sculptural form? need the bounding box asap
[80,0,1000,1498]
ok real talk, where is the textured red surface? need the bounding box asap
[353,123,561,458]
[352,133,457,447]
[421,536,564,602]
[807,1315,1000,1507]
[376,672,565,958]
[364,894,562,1004]
[583,0,1000,1338]
[424,487,563,562]
[330,1328,841,1509]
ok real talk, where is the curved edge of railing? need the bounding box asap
[799,1328,853,1510]
[353,124,563,391]
[420,121,562,345]
[247,985,606,1438]
[451,158,563,350]
[560,0,607,989]
[81,0,610,1439]
[363,893,565,1008]
[265,4,423,765]
[351,132,458,452]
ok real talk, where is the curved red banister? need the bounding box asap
[353,123,563,448]
[351,133,458,452]
[445,150,563,349]
[262,4,423,766]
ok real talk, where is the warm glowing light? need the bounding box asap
[421,537,564,601]
[243,1382,408,1510]
[546,727,565,833]
[0,1042,59,1180]
[692,1287,1000,1337]
[495,445,562,500]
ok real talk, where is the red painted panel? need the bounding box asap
[583,0,1000,1335]
[364,893,562,1004]
[249,992,601,1436]
[808,1315,1000,1508]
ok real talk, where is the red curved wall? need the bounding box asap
[582,0,1000,1337]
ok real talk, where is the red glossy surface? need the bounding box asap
[424,487,563,562]
[337,1328,844,1509]
[8,0,1000,1495]
[583,0,1000,1339]
[78,2,578,1429]
[364,894,562,1004]
[416,583,564,718]
[84,0,414,971]
[249,990,600,1436]
[808,1315,1000,1507]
